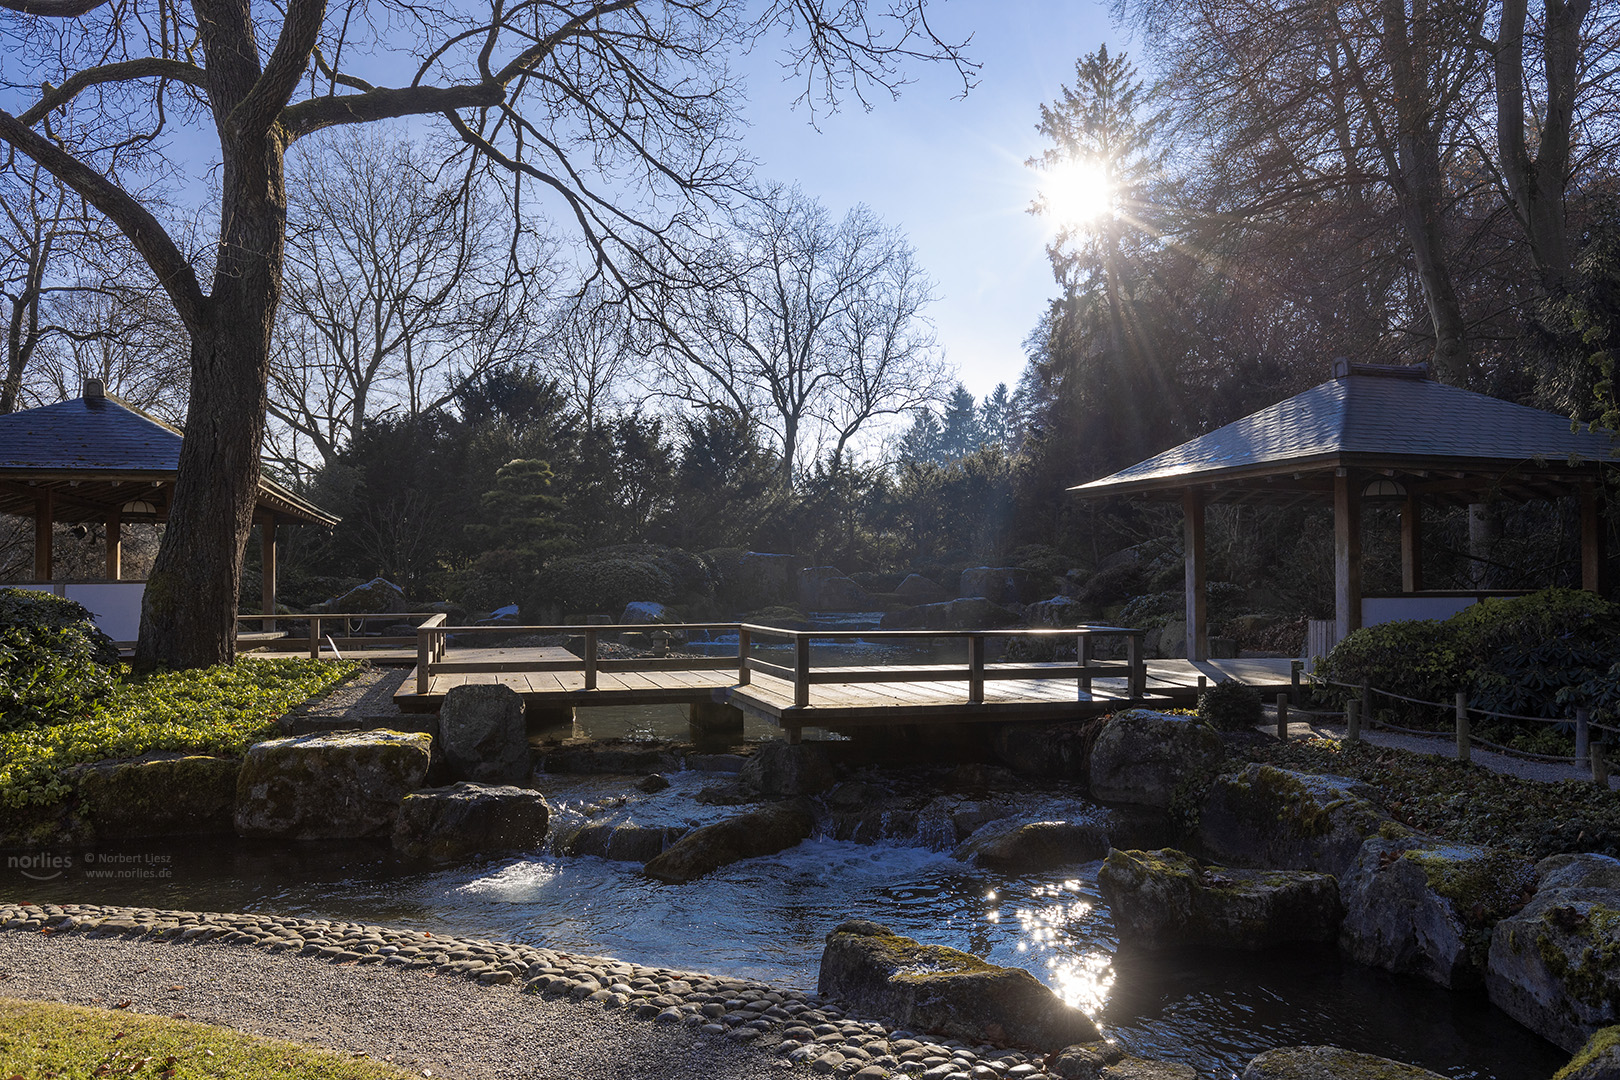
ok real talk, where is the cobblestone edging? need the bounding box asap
[0,903,1059,1080]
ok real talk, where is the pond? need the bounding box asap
[8,762,1565,1080]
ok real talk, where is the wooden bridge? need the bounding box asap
[373,619,1297,741]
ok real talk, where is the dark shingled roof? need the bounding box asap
[0,394,185,471]
[1071,368,1618,497]
[0,392,337,526]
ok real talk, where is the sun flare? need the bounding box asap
[1040,159,1115,228]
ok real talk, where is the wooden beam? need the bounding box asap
[1400,490,1423,592]
[1334,470,1362,640]
[1582,485,1609,595]
[34,490,52,581]
[1183,489,1208,661]
[261,522,277,629]
[106,509,121,580]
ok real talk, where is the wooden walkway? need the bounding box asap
[390,620,1298,736]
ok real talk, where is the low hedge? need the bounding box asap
[0,658,353,810]
[0,589,120,733]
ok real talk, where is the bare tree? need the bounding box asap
[267,128,542,469]
[653,183,945,481]
[542,281,635,430]
[0,0,972,668]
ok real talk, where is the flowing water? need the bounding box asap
[10,762,1565,1079]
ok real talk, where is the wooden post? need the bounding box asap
[417,625,432,695]
[34,490,52,581]
[1290,659,1303,705]
[1577,708,1591,768]
[105,509,122,580]
[1197,675,1207,694]
[308,616,321,659]
[1455,691,1471,763]
[1127,632,1145,700]
[1276,693,1289,742]
[968,634,985,704]
[1594,743,1609,787]
[1077,632,1092,698]
[1582,485,1609,595]
[1183,489,1208,661]
[260,521,277,632]
[737,627,752,686]
[1346,698,1362,744]
[1334,470,1363,641]
[1400,489,1423,593]
[794,634,811,709]
[584,629,599,690]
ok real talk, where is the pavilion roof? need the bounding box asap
[1070,363,1618,506]
[0,390,337,526]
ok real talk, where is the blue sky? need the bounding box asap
[735,0,1124,399]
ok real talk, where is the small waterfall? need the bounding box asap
[915,798,958,852]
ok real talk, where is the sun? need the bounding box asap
[1039,159,1115,228]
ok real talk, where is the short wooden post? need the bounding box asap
[1360,679,1374,728]
[968,634,985,704]
[737,627,752,686]
[1197,675,1207,694]
[1290,659,1303,705]
[794,634,811,709]
[584,629,598,690]
[308,616,320,659]
[1593,743,1610,787]
[1455,691,1471,764]
[1276,693,1289,741]
[1127,632,1145,700]
[1576,708,1590,768]
[1077,633,1092,697]
[417,625,432,696]
[1346,698,1362,744]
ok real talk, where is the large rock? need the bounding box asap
[312,577,406,615]
[960,567,1036,605]
[1339,836,1536,989]
[798,567,872,610]
[733,552,797,605]
[643,803,815,883]
[1488,853,1620,1051]
[880,597,1021,630]
[73,755,240,839]
[992,722,1096,781]
[1098,848,1343,951]
[1196,765,1389,878]
[392,782,550,860]
[1558,1027,1620,1080]
[235,731,432,839]
[818,919,1100,1049]
[1027,595,1089,626]
[1241,1046,1445,1079]
[561,821,687,861]
[1088,711,1225,809]
[954,819,1110,873]
[739,740,836,796]
[439,683,530,784]
[621,601,676,624]
[895,573,951,604]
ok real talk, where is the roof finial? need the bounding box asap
[83,378,105,400]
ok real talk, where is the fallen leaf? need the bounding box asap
[170,1013,187,1021]
[167,986,184,992]
[112,1000,131,1010]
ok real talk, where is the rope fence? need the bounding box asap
[1289,666,1616,782]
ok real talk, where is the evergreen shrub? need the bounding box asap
[0,589,120,732]
[1198,678,1263,731]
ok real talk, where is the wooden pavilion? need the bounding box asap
[0,379,337,643]
[1070,360,1617,660]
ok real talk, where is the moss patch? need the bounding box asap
[1555,1024,1620,1080]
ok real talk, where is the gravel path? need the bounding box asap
[0,931,798,1080]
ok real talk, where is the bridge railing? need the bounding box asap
[235,611,455,658]
[405,620,1148,707]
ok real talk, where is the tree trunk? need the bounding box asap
[135,131,284,670]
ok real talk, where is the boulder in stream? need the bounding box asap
[1098,848,1343,951]
[1088,710,1224,809]
[562,821,688,862]
[642,803,814,883]
[818,918,1100,1050]
[739,740,835,796]
[953,819,1110,873]
[1196,764,1389,878]
[1241,1046,1445,1080]
[1557,1027,1620,1080]
[392,782,550,860]
[440,683,531,785]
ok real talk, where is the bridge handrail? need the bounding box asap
[409,620,1147,709]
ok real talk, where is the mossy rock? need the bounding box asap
[642,803,814,883]
[234,730,432,840]
[1197,764,1389,877]
[1088,710,1225,810]
[1488,853,1620,1051]
[73,755,240,839]
[1556,1025,1620,1079]
[818,919,1100,1050]
[1098,848,1343,952]
[1340,836,1536,989]
[1242,1046,1444,1079]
